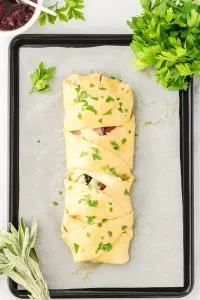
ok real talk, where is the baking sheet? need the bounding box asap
[19,46,183,289]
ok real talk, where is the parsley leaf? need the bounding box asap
[128,0,200,90]
[91,147,102,160]
[110,141,120,150]
[96,242,112,254]
[38,0,85,26]
[86,216,96,224]
[103,109,112,116]
[74,243,79,253]
[29,62,56,93]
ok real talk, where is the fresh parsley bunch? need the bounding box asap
[128,0,200,90]
[30,62,56,93]
[38,0,85,26]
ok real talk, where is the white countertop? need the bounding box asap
[0,0,199,299]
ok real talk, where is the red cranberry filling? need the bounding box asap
[0,0,36,31]
[72,127,115,136]
[93,126,116,136]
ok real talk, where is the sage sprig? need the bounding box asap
[0,219,50,300]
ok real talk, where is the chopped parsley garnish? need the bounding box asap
[118,102,123,113]
[124,189,130,196]
[86,232,91,238]
[68,185,73,190]
[98,223,102,227]
[110,141,120,151]
[106,96,115,103]
[109,207,113,212]
[109,202,112,205]
[121,173,129,181]
[108,231,112,237]
[79,151,88,158]
[90,83,95,88]
[103,109,112,116]
[128,130,131,134]
[91,147,102,160]
[73,88,97,115]
[87,216,96,224]
[78,112,83,119]
[53,201,58,206]
[96,242,112,254]
[97,218,108,228]
[117,97,120,101]
[74,243,79,254]
[99,86,106,90]
[122,138,127,144]
[102,165,117,176]
[59,191,63,195]
[98,118,103,124]
[124,108,129,113]
[79,194,98,207]
[102,218,108,223]
[91,96,99,101]
[122,225,128,231]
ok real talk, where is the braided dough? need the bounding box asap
[61,73,135,264]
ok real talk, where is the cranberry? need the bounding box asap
[99,183,106,190]
[93,126,116,136]
[0,0,37,31]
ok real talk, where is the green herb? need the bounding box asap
[109,207,113,212]
[109,202,112,205]
[95,242,112,254]
[124,108,129,113]
[106,96,115,103]
[0,219,50,300]
[103,109,112,116]
[53,201,59,206]
[108,231,112,237]
[78,112,83,119]
[121,173,129,181]
[90,83,95,88]
[38,0,85,26]
[73,88,97,115]
[79,194,98,207]
[86,216,96,224]
[144,120,153,125]
[91,96,99,101]
[74,243,79,254]
[118,102,123,113]
[79,151,88,158]
[59,191,63,195]
[98,223,102,227]
[122,225,128,231]
[103,165,117,176]
[91,147,102,160]
[127,0,200,91]
[122,138,127,144]
[29,62,56,93]
[102,218,108,223]
[117,97,120,101]
[110,141,120,151]
[68,185,73,190]
[98,118,103,123]
[124,189,130,196]
[99,86,106,90]
[128,130,131,134]
[86,232,91,238]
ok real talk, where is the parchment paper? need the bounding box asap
[19,46,183,289]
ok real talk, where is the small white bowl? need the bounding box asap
[0,0,43,36]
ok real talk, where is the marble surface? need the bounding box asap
[0,0,199,299]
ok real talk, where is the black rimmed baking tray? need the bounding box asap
[9,34,194,298]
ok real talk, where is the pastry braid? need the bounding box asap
[61,73,135,264]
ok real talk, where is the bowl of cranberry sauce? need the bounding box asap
[0,0,42,35]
